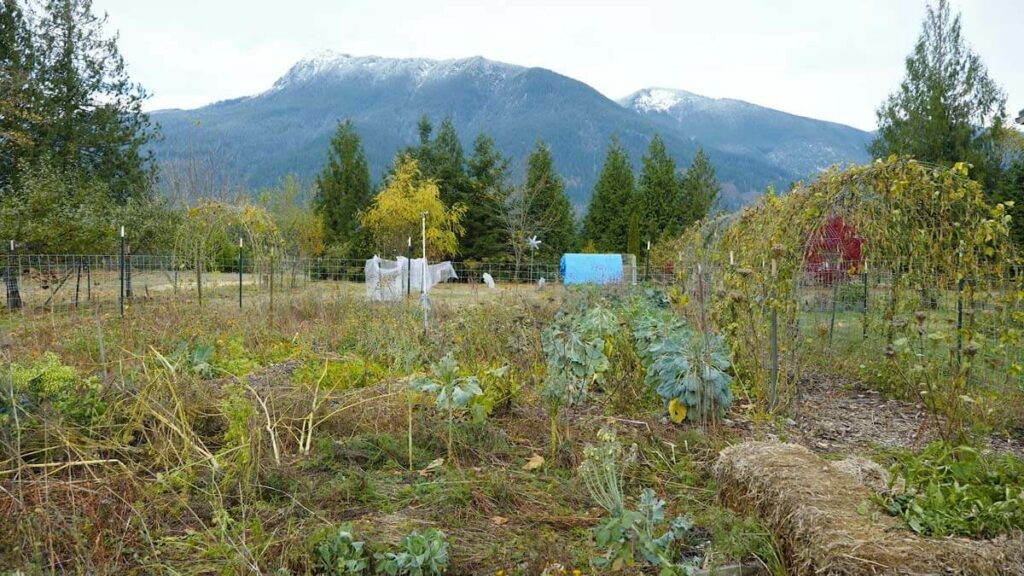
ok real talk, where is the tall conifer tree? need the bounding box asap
[870,0,1006,189]
[0,0,38,189]
[636,134,682,241]
[525,141,574,259]
[582,135,635,252]
[678,148,720,226]
[314,120,372,249]
[34,0,155,201]
[464,133,509,260]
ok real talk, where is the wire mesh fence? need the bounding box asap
[4,250,1020,410]
[0,252,688,316]
[789,261,1024,395]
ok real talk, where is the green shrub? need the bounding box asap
[882,442,1024,537]
[4,352,105,427]
[212,335,260,376]
[411,353,483,461]
[293,357,385,391]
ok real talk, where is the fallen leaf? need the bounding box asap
[491,516,508,525]
[523,453,544,471]
[419,457,444,476]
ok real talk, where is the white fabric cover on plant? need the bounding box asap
[365,256,458,301]
[482,273,495,289]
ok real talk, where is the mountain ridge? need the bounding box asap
[149,53,872,208]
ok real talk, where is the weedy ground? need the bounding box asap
[0,285,782,575]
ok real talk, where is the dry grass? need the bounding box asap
[713,441,1024,575]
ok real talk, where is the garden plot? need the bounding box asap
[0,288,781,575]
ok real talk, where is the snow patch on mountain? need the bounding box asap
[629,88,682,112]
[272,51,524,92]
[621,87,720,114]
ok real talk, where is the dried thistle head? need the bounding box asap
[964,341,981,357]
[914,311,928,324]
[884,345,896,359]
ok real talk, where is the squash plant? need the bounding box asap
[675,158,1022,435]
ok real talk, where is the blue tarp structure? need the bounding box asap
[559,253,624,285]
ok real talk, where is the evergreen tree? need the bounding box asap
[406,114,436,178]
[636,134,683,241]
[417,115,432,147]
[314,119,372,249]
[0,0,38,190]
[464,133,510,261]
[34,0,156,202]
[870,0,1006,188]
[428,117,469,207]
[626,211,640,261]
[582,135,635,252]
[993,154,1024,249]
[679,148,720,226]
[524,141,574,259]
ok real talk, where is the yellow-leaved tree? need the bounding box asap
[361,156,465,259]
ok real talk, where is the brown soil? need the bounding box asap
[782,372,1024,459]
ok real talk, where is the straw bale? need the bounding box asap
[712,442,1024,575]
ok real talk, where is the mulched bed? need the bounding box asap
[781,372,1024,458]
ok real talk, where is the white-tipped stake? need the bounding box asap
[120,226,125,238]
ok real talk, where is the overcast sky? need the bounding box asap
[91,0,1022,131]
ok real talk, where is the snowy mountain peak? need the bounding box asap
[620,87,709,113]
[272,52,524,91]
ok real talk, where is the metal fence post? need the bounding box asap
[769,257,779,410]
[956,277,964,367]
[74,258,81,309]
[126,246,133,299]
[645,241,650,283]
[238,237,243,309]
[862,266,869,339]
[5,240,21,310]
[119,226,125,317]
[828,261,840,349]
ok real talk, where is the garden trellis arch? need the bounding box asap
[680,157,1022,430]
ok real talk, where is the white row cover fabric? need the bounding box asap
[364,256,458,301]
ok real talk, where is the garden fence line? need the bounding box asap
[4,251,1021,409]
[2,253,678,315]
